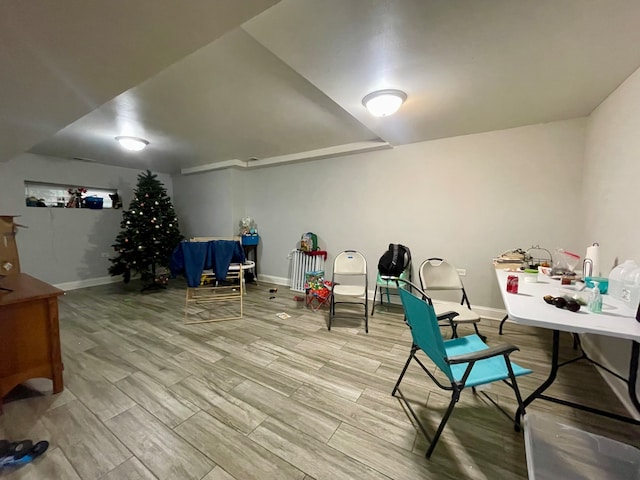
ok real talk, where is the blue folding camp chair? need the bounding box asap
[394,280,532,458]
[371,267,411,316]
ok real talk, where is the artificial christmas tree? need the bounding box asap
[109,170,183,290]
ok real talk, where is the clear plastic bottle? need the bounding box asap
[589,282,602,313]
[608,260,638,300]
[621,266,640,307]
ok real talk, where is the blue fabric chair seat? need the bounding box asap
[445,334,532,387]
[371,269,411,316]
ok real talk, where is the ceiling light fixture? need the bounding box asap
[115,136,149,151]
[362,89,407,117]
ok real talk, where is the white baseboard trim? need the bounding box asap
[253,276,508,322]
[366,291,508,322]
[54,275,125,291]
[578,334,640,422]
[255,277,510,322]
[472,306,507,321]
[258,275,290,287]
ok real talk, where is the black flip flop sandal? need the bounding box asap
[0,440,10,459]
[0,440,48,467]
[11,440,33,460]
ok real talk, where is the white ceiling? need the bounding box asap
[5,0,640,174]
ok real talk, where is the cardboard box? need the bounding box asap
[0,216,22,275]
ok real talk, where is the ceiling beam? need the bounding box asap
[180,141,392,175]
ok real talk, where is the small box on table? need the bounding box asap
[85,196,104,209]
[241,235,259,246]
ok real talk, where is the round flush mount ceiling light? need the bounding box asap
[115,136,149,151]
[362,89,407,117]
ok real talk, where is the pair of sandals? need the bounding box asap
[0,439,49,468]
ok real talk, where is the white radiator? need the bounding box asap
[289,250,325,292]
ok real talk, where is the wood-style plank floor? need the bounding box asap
[1,279,638,479]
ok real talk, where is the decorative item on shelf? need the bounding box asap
[109,192,123,209]
[84,196,104,210]
[239,216,259,245]
[239,216,257,236]
[25,196,46,207]
[300,232,319,252]
[66,187,87,208]
[241,234,259,246]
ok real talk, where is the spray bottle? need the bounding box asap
[589,282,602,314]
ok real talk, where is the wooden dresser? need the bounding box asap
[0,273,65,413]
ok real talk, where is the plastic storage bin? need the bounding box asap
[621,266,640,308]
[84,196,104,209]
[608,260,637,300]
[241,235,259,246]
[584,276,608,294]
[524,412,640,480]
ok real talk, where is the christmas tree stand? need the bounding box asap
[141,269,170,293]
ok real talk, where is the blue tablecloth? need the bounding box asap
[170,240,245,287]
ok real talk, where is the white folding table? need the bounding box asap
[495,269,640,426]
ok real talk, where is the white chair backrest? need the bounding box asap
[334,251,367,275]
[420,258,463,291]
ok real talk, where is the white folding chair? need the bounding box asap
[419,258,485,340]
[330,250,368,332]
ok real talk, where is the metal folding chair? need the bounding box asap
[420,258,486,340]
[371,266,411,316]
[329,250,368,332]
[394,279,532,458]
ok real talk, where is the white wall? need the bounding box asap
[249,119,586,310]
[0,153,174,286]
[582,65,640,411]
[173,118,587,311]
[172,168,238,239]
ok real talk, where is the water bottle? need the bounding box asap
[589,283,602,313]
[608,260,638,300]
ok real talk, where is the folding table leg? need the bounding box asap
[516,329,560,428]
[629,341,640,415]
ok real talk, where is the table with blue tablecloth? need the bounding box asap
[170,238,248,323]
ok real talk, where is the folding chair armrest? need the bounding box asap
[446,344,520,365]
[436,311,460,322]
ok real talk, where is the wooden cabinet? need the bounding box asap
[0,273,64,413]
